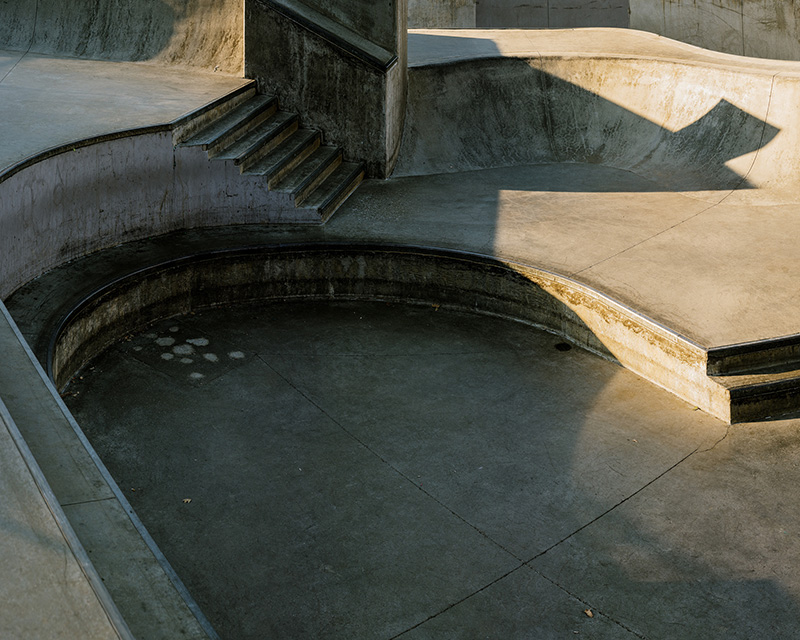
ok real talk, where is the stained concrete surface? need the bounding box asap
[0,50,248,171]
[57,300,774,638]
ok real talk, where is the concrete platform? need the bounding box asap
[0,49,249,172]
[3,23,800,639]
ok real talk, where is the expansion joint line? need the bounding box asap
[0,0,39,86]
[575,70,781,277]
[256,354,519,561]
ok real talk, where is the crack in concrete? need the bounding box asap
[257,353,522,561]
[529,566,650,639]
[574,71,780,279]
[257,352,732,639]
[527,445,702,564]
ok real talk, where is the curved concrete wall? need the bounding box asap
[0,0,243,73]
[630,0,800,61]
[398,35,800,205]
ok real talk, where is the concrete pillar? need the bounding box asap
[245,0,407,178]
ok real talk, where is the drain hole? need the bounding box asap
[554,342,572,352]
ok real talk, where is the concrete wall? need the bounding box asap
[0,124,313,299]
[303,0,397,51]
[408,0,477,28]
[395,48,800,207]
[476,0,629,28]
[245,0,407,178]
[630,0,800,61]
[0,0,244,74]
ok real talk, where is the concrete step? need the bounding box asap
[707,335,800,375]
[212,110,299,168]
[272,146,342,205]
[714,365,800,422]
[243,128,321,187]
[299,161,366,221]
[182,94,277,154]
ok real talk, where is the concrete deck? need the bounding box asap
[3,24,800,639]
[0,49,249,172]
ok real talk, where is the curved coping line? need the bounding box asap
[1,296,222,640]
[0,81,256,185]
[0,307,135,639]
[408,49,798,79]
[46,241,709,383]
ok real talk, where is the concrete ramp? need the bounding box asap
[0,0,243,74]
[402,29,800,206]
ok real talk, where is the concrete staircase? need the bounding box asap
[180,93,365,222]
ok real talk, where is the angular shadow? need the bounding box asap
[402,32,780,193]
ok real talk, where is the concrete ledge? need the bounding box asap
[0,394,130,639]
[0,301,218,639]
[45,244,732,422]
[0,81,328,299]
[258,0,396,70]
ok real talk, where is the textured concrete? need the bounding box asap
[61,301,733,638]
[476,0,629,28]
[0,50,249,171]
[408,0,476,28]
[5,19,800,637]
[630,0,800,61]
[0,304,217,639]
[245,0,407,178]
[0,0,244,73]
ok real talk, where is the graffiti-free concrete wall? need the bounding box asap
[476,0,629,28]
[630,0,800,61]
[302,0,397,51]
[245,0,407,178]
[408,0,476,28]
[0,0,243,74]
[409,0,628,28]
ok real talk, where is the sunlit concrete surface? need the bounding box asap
[0,401,124,639]
[60,300,751,639]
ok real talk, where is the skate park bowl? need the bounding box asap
[6,8,800,637]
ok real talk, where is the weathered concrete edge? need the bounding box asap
[0,415,131,639]
[0,300,221,640]
[44,243,733,423]
[0,305,133,639]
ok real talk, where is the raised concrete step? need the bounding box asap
[182,94,363,222]
[212,110,299,167]
[182,94,277,154]
[714,364,800,423]
[243,128,321,187]
[298,160,366,221]
[272,145,342,205]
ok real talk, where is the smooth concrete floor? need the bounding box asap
[58,299,800,639]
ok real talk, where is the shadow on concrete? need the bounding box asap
[0,0,176,63]
[401,33,780,193]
